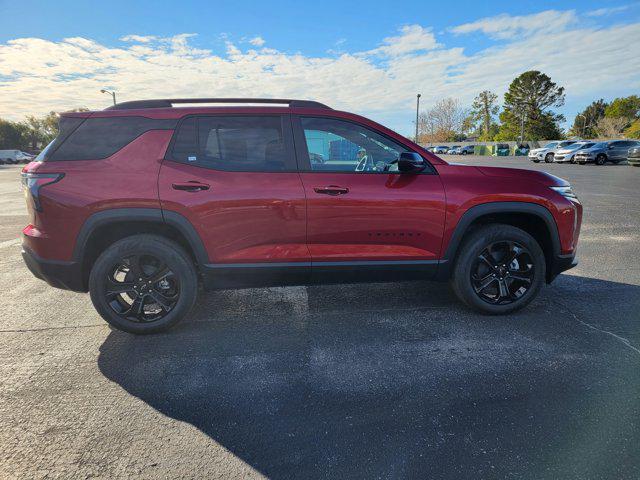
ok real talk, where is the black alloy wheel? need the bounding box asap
[450,224,545,314]
[89,234,197,334]
[471,241,534,305]
[106,254,180,322]
[595,154,606,165]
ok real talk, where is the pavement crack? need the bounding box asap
[0,323,106,333]
[553,299,640,358]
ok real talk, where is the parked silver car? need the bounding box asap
[446,145,461,154]
[553,141,596,163]
[575,140,640,165]
[528,141,576,163]
[432,146,449,154]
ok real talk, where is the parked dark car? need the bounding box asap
[575,140,640,165]
[629,146,640,167]
[22,97,581,334]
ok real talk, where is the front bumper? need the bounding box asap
[22,246,86,292]
[575,155,594,163]
[547,253,578,283]
[554,154,574,162]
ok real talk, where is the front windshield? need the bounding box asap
[544,142,558,149]
[565,143,588,151]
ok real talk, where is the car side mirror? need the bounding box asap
[398,152,426,173]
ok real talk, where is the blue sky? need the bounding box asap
[1,0,639,134]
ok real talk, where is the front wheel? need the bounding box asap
[89,234,198,334]
[595,154,607,165]
[450,224,546,315]
[544,153,554,163]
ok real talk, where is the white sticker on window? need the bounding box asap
[188,156,197,162]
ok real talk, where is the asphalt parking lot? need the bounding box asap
[1,157,639,479]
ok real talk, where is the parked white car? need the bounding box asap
[0,150,35,165]
[528,141,576,163]
[553,141,596,163]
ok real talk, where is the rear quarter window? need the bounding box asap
[47,116,176,161]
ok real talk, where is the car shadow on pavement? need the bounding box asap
[98,275,640,479]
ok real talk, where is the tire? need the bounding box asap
[89,234,198,334]
[595,154,606,165]
[450,224,546,315]
[532,160,540,163]
[544,153,554,163]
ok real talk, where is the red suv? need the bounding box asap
[21,98,582,334]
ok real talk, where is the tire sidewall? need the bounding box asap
[451,225,546,315]
[89,235,198,334]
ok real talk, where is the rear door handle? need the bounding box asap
[172,181,210,192]
[313,186,349,196]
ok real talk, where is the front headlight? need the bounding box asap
[550,185,578,201]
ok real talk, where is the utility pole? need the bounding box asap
[415,94,421,143]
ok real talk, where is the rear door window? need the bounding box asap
[169,115,294,171]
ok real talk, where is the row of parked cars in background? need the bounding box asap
[0,150,35,165]
[430,145,475,155]
[426,140,640,166]
[528,140,640,165]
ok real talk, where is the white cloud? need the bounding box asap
[586,4,631,17]
[120,35,157,43]
[450,10,578,40]
[365,25,439,56]
[0,15,639,134]
[248,36,265,47]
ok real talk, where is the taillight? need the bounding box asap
[21,172,64,211]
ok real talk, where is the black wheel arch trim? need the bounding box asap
[437,201,562,280]
[72,207,209,265]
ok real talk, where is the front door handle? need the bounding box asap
[172,181,210,192]
[313,185,349,196]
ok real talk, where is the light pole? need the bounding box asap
[100,89,117,105]
[415,94,421,143]
[576,113,587,138]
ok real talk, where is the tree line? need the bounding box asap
[0,109,88,151]
[417,70,640,143]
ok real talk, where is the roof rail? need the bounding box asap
[105,98,331,110]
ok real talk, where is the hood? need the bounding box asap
[476,166,569,186]
[529,147,546,154]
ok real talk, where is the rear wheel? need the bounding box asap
[89,234,198,334]
[451,224,545,315]
[595,154,607,165]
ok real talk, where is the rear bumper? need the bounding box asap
[547,253,577,283]
[22,246,86,292]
